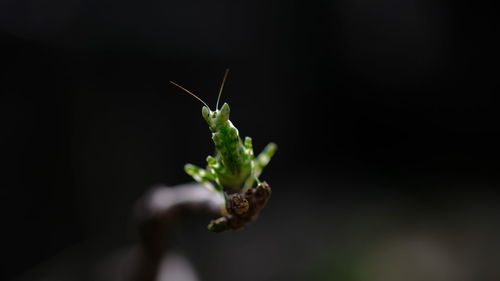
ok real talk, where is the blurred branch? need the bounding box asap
[131,183,223,281]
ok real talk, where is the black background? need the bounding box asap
[2,0,499,280]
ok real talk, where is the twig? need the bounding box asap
[131,182,223,281]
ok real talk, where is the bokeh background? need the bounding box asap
[2,0,499,280]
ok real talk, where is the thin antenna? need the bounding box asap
[170,81,211,109]
[216,68,230,110]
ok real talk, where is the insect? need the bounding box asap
[170,69,277,232]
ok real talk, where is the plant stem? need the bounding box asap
[132,183,223,281]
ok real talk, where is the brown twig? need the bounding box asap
[130,181,272,281]
[131,182,223,281]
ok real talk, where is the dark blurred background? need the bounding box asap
[1,0,499,280]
